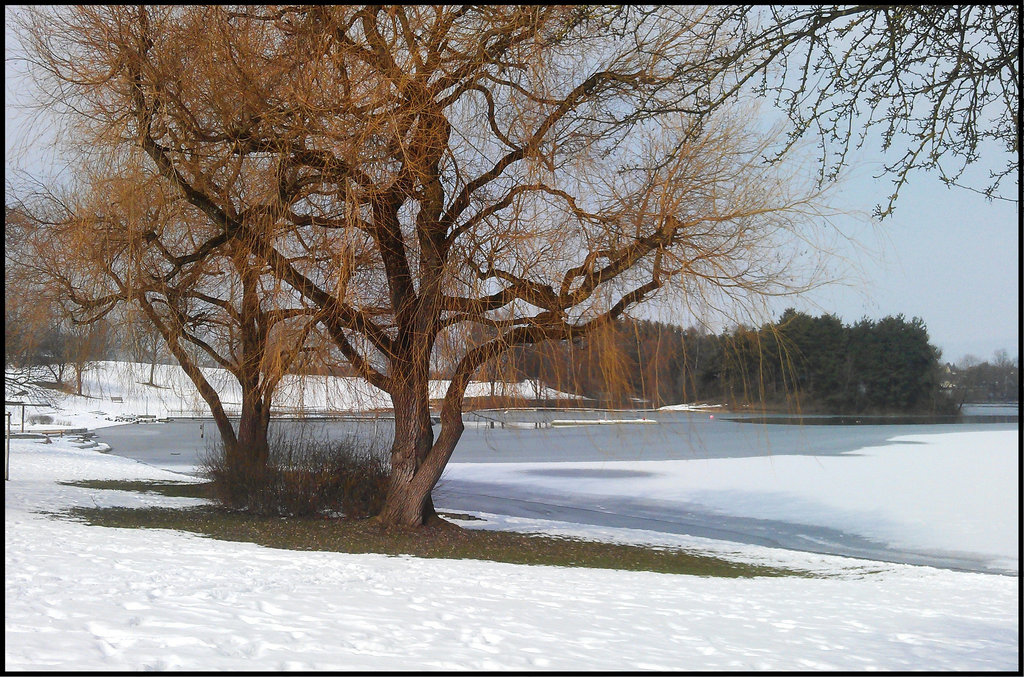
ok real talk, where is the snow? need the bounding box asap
[549,418,658,426]
[5,362,582,432]
[5,435,1019,670]
[658,402,724,411]
[4,362,1019,670]
[444,430,1019,575]
[460,379,587,401]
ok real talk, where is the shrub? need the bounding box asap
[28,414,54,425]
[200,429,390,519]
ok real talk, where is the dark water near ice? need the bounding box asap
[94,404,1018,574]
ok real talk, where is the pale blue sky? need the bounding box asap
[5,12,1019,365]
[775,146,1019,365]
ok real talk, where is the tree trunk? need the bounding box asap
[232,251,273,471]
[377,379,446,528]
[376,360,477,528]
[231,388,271,471]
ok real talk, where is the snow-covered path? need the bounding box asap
[4,437,1018,671]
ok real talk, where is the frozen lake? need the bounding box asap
[93,405,1018,466]
[94,406,1018,574]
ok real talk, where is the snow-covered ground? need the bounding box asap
[5,433,1019,671]
[5,362,1019,670]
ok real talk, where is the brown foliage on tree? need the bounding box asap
[17,173,317,475]
[4,205,52,371]
[16,6,837,527]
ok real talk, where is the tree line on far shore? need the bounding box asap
[494,309,1015,414]
[946,350,1019,405]
[7,292,1014,416]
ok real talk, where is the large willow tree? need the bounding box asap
[18,5,839,527]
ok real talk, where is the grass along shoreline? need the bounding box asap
[54,479,809,578]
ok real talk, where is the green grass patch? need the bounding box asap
[60,479,215,499]
[53,481,811,578]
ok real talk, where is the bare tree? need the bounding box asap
[65,316,111,396]
[691,5,1019,218]
[17,5,841,528]
[18,172,316,475]
[124,311,167,387]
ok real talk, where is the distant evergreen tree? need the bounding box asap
[710,310,948,413]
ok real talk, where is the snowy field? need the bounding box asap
[5,434,1019,671]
